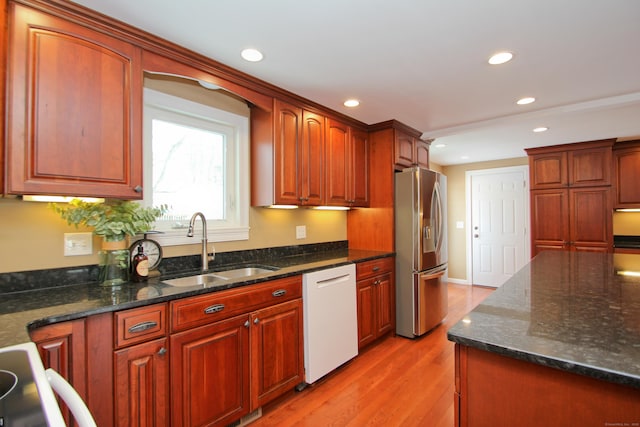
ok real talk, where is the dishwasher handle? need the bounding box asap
[316,274,351,288]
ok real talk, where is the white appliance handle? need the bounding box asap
[45,368,97,427]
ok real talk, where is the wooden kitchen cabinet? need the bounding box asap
[527,139,614,190]
[250,299,304,409]
[6,3,143,198]
[530,187,612,255]
[613,140,640,208]
[526,140,614,256]
[393,126,431,170]
[171,314,250,427]
[251,99,324,206]
[356,257,395,349]
[325,118,369,207]
[114,338,169,427]
[170,275,303,426]
[113,303,168,427]
[30,319,87,426]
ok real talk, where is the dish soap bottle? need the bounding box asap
[131,244,149,282]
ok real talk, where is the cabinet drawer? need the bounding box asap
[171,276,302,332]
[356,257,393,279]
[115,303,167,349]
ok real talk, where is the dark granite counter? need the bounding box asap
[1,243,393,346]
[447,251,640,389]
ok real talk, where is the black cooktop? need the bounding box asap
[0,349,47,427]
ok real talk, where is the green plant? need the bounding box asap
[51,199,167,242]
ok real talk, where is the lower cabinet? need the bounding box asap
[356,257,395,349]
[30,276,303,427]
[114,337,169,426]
[170,314,251,426]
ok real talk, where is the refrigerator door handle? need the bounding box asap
[420,269,446,281]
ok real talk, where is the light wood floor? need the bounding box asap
[251,284,494,427]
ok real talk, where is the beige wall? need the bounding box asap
[441,157,529,282]
[0,198,346,273]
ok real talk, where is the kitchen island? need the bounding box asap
[448,251,640,427]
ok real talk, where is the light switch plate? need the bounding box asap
[296,225,306,239]
[64,232,93,256]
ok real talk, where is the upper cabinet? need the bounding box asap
[393,128,430,170]
[251,99,324,206]
[252,100,368,208]
[6,3,144,198]
[614,140,640,208]
[325,118,369,207]
[527,139,614,190]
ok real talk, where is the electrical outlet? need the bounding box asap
[296,225,306,239]
[64,232,93,256]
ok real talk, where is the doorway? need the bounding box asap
[466,166,529,287]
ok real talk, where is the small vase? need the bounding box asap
[98,240,130,286]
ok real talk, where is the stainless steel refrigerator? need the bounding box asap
[395,167,448,338]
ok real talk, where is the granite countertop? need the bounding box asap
[448,251,640,389]
[1,247,393,346]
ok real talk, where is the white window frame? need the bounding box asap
[142,88,250,246]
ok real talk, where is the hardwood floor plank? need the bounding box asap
[252,284,493,427]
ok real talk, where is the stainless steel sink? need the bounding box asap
[162,265,279,287]
[213,267,278,280]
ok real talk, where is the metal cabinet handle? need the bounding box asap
[272,289,287,297]
[128,321,158,334]
[372,266,380,272]
[158,347,167,356]
[204,304,225,314]
[133,185,143,193]
[253,318,259,324]
[244,320,250,328]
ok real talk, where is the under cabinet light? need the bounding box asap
[22,195,105,203]
[266,205,299,209]
[313,206,350,211]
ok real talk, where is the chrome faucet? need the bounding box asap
[187,212,214,272]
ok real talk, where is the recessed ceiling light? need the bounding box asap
[241,48,263,62]
[533,127,548,133]
[434,143,446,148]
[461,155,469,160]
[344,99,360,107]
[488,51,513,65]
[198,80,220,90]
[517,97,536,105]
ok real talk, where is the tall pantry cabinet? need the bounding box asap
[526,139,615,256]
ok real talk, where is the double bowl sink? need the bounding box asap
[162,265,280,288]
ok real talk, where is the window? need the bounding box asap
[143,88,249,246]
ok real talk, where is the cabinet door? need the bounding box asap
[357,277,377,349]
[529,152,568,189]
[274,99,303,205]
[30,320,87,426]
[568,146,612,187]
[394,133,415,169]
[414,139,430,169]
[325,118,351,205]
[7,4,143,198]
[350,128,370,207]
[614,143,640,208]
[375,272,394,338]
[250,299,304,409]
[301,111,325,205]
[569,187,612,252]
[530,189,570,256]
[114,338,169,427]
[170,314,250,427]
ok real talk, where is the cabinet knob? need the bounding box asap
[133,185,143,193]
[244,320,250,328]
[158,347,167,356]
[253,318,260,324]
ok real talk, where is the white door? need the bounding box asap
[469,166,529,287]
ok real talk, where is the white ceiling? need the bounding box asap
[73,0,640,166]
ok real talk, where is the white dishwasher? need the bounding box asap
[302,263,358,384]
